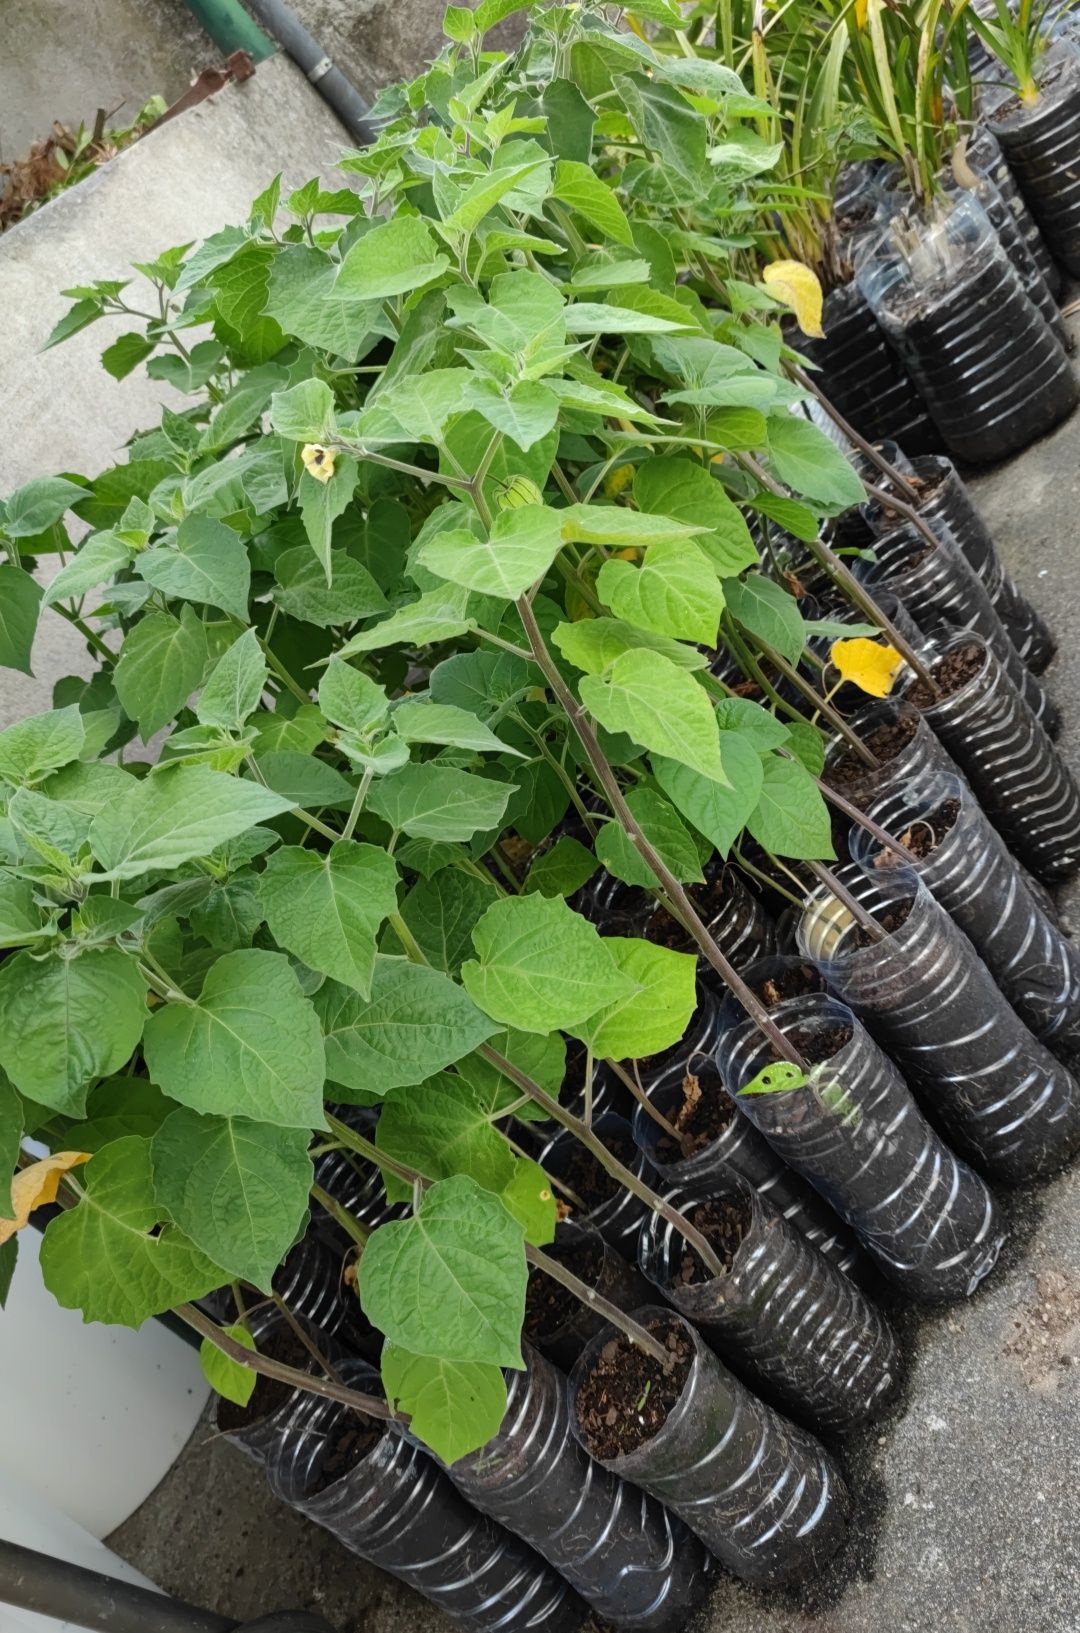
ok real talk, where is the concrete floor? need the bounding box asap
[107,338,1080,1632]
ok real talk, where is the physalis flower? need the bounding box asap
[301,443,336,483]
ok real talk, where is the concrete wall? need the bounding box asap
[0,53,349,726]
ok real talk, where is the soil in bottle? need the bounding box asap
[216,1329,311,1433]
[575,1318,694,1461]
[674,1196,755,1287]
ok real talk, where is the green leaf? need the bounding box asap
[264,244,379,358]
[392,701,514,756]
[525,835,599,898]
[595,789,704,887]
[259,842,399,997]
[152,1108,313,1289]
[0,949,146,1116]
[317,956,496,1097]
[89,765,292,880]
[253,751,355,810]
[570,936,697,1060]
[461,893,639,1034]
[0,1075,23,1211]
[336,582,474,657]
[196,629,267,730]
[359,1174,525,1366]
[381,1346,507,1465]
[200,1323,257,1407]
[714,697,789,751]
[0,1239,16,1308]
[368,764,514,842]
[738,1061,807,1097]
[0,875,49,948]
[138,514,251,622]
[597,539,725,646]
[746,754,835,860]
[724,573,806,668]
[430,648,532,718]
[393,870,500,974]
[784,719,826,776]
[564,303,693,335]
[652,736,764,858]
[457,1027,566,1115]
[113,606,210,739]
[43,531,133,606]
[750,492,822,543]
[269,379,336,443]
[0,566,43,676]
[335,216,450,299]
[0,706,84,787]
[559,504,705,549]
[463,379,560,452]
[299,455,360,583]
[275,545,387,627]
[552,617,705,675]
[143,949,326,1129]
[39,1138,224,1327]
[633,457,758,576]
[500,1157,557,1244]
[101,332,156,381]
[443,160,551,235]
[580,650,727,783]
[766,417,865,510]
[319,659,389,734]
[70,1076,174,1152]
[419,505,564,600]
[2,478,86,539]
[553,160,633,246]
[377,1074,514,1197]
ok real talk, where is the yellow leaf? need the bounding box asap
[0,1153,90,1246]
[855,0,869,25]
[763,260,825,338]
[603,464,636,501]
[301,443,336,484]
[830,638,903,698]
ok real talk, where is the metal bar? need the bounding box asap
[0,1538,232,1633]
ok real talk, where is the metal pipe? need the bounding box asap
[0,1538,232,1633]
[180,0,276,60]
[242,0,377,143]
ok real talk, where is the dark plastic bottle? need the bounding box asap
[523,1221,653,1372]
[538,1113,656,1258]
[992,45,1080,277]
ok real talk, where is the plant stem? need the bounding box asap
[341,769,373,842]
[737,451,938,691]
[176,1302,394,1421]
[311,1182,371,1247]
[52,605,116,664]
[747,632,878,767]
[606,1058,684,1144]
[810,767,913,863]
[270,1291,348,1386]
[513,593,808,1071]
[804,859,885,941]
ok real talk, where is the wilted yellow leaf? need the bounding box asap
[830,637,903,697]
[763,259,825,338]
[0,1152,90,1246]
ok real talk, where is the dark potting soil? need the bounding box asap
[659,1069,737,1159]
[559,1129,636,1213]
[645,908,693,954]
[305,1415,385,1495]
[826,714,918,801]
[906,640,984,708]
[785,1020,854,1063]
[875,467,948,528]
[991,55,1068,125]
[752,962,824,1008]
[852,897,914,947]
[895,541,937,574]
[675,1196,754,1287]
[575,1318,694,1461]
[899,797,961,859]
[216,1329,310,1432]
[524,1233,604,1340]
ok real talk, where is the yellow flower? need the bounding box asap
[830,637,903,698]
[301,443,336,484]
[603,463,636,501]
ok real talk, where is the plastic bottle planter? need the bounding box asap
[523,1221,653,1373]
[267,1361,586,1633]
[646,867,777,983]
[444,1343,714,1632]
[638,1176,902,1434]
[854,522,1058,736]
[856,193,1077,464]
[628,985,867,1284]
[266,1230,380,1363]
[312,1147,409,1236]
[853,773,1080,1056]
[823,696,964,813]
[865,453,1055,673]
[992,46,1080,278]
[794,274,940,454]
[967,120,1065,299]
[908,633,1080,881]
[538,1114,656,1258]
[799,865,1080,1183]
[214,1307,343,1464]
[715,995,1005,1300]
[569,1309,850,1585]
[941,163,1066,344]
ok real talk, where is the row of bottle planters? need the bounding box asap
[198,459,1080,1631]
[804,50,1080,467]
